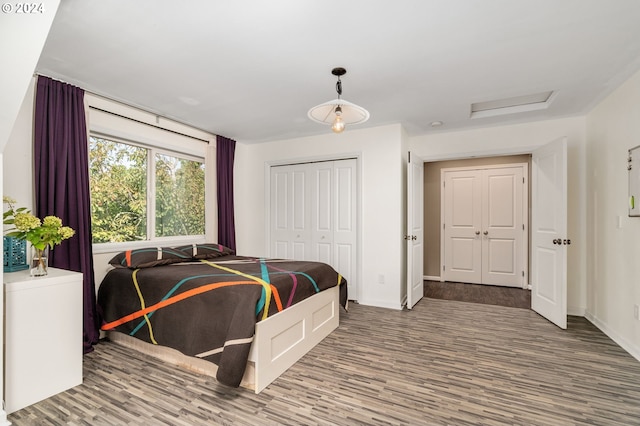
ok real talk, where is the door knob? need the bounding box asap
[475,231,480,235]
[563,239,571,245]
[483,231,488,236]
[553,239,558,244]
[412,235,417,240]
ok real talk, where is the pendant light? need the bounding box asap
[308,67,370,133]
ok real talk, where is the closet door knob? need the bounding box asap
[475,231,480,235]
[483,231,488,236]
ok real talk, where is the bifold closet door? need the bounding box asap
[270,159,357,298]
[331,159,357,299]
[270,164,310,261]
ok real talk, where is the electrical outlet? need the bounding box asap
[635,304,640,321]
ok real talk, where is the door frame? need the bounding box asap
[440,163,529,288]
[264,153,363,301]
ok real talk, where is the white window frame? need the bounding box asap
[86,94,216,255]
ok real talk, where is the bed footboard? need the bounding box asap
[107,285,340,393]
[249,285,339,393]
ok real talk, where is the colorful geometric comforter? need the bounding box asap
[97,255,347,387]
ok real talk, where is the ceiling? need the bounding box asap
[36,0,640,144]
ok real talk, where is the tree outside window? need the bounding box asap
[89,136,205,244]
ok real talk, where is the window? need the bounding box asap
[89,135,205,244]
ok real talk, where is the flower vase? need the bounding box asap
[30,246,49,276]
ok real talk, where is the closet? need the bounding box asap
[270,159,357,299]
[441,164,527,287]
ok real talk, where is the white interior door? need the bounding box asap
[442,170,482,283]
[482,167,524,287]
[406,152,424,309]
[531,137,568,329]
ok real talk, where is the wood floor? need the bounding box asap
[9,298,640,425]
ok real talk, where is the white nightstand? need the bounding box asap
[4,267,83,414]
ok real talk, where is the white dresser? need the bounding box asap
[4,267,83,413]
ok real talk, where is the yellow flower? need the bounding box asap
[59,226,75,239]
[43,216,63,228]
[3,196,75,250]
[14,212,41,232]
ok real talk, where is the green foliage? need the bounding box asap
[155,154,205,237]
[89,136,205,243]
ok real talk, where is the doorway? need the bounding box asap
[423,155,532,288]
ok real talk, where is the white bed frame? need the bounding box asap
[108,285,340,393]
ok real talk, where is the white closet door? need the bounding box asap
[270,165,310,261]
[442,165,526,287]
[482,167,524,287]
[311,162,333,264]
[270,159,358,300]
[443,170,483,284]
[333,159,357,301]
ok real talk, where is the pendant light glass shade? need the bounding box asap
[308,99,370,128]
[308,67,369,133]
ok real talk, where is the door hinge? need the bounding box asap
[443,265,445,271]
[523,177,525,184]
[443,181,445,188]
[522,224,525,230]
[443,223,445,230]
[522,271,525,277]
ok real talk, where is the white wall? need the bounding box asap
[0,0,59,152]
[235,124,406,309]
[585,68,640,360]
[409,117,588,316]
[3,79,35,213]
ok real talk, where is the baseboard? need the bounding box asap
[423,275,440,281]
[357,298,404,311]
[584,311,640,363]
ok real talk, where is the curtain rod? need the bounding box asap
[88,105,211,143]
[35,73,213,144]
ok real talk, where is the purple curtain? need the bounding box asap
[34,76,99,354]
[216,135,236,251]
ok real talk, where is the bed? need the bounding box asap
[96,243,348,393]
